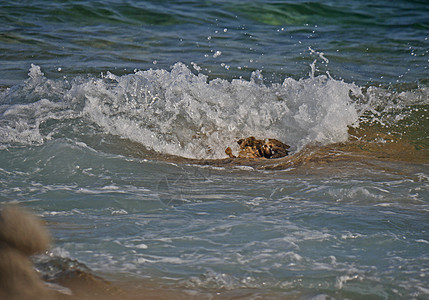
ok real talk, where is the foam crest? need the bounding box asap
[81,63,360,158]
[4,63,424,159]
[0,99,71,148]
[0,64,80,148]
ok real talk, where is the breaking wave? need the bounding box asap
[0,63,427,159]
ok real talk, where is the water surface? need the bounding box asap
[1,0,428,299]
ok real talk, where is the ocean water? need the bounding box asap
[1,0,428,299]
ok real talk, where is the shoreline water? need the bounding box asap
[1,0,428,298]
[2,66,428,298]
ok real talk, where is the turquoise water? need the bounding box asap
[1,0,429,299]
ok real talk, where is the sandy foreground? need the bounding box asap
[46,272,287,300]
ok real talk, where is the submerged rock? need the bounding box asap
[225,136,290,159]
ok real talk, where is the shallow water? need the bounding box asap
[1,0,428,299]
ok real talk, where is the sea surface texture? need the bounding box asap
[1,0,428,299]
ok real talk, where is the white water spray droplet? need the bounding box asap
[213,51,222,58]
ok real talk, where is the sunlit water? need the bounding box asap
[1,0,428,299]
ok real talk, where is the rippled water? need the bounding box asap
[1,0,428,299]
[1,0,428,85]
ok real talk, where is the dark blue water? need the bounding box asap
[1,1,428,299]
[1,0,428,86]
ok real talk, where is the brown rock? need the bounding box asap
[0,245,54,300]
[0,205,51,256]
[225,136,290,159]
[0,205,54,299]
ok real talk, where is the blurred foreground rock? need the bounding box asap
[0,205,54,300]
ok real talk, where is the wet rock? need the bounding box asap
[225,136,290,159]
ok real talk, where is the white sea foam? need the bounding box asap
[1,63,427,159]
[49,247,71,258]
[1,98,69,146]
[78,62,362,158]
[335,274,361,289]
